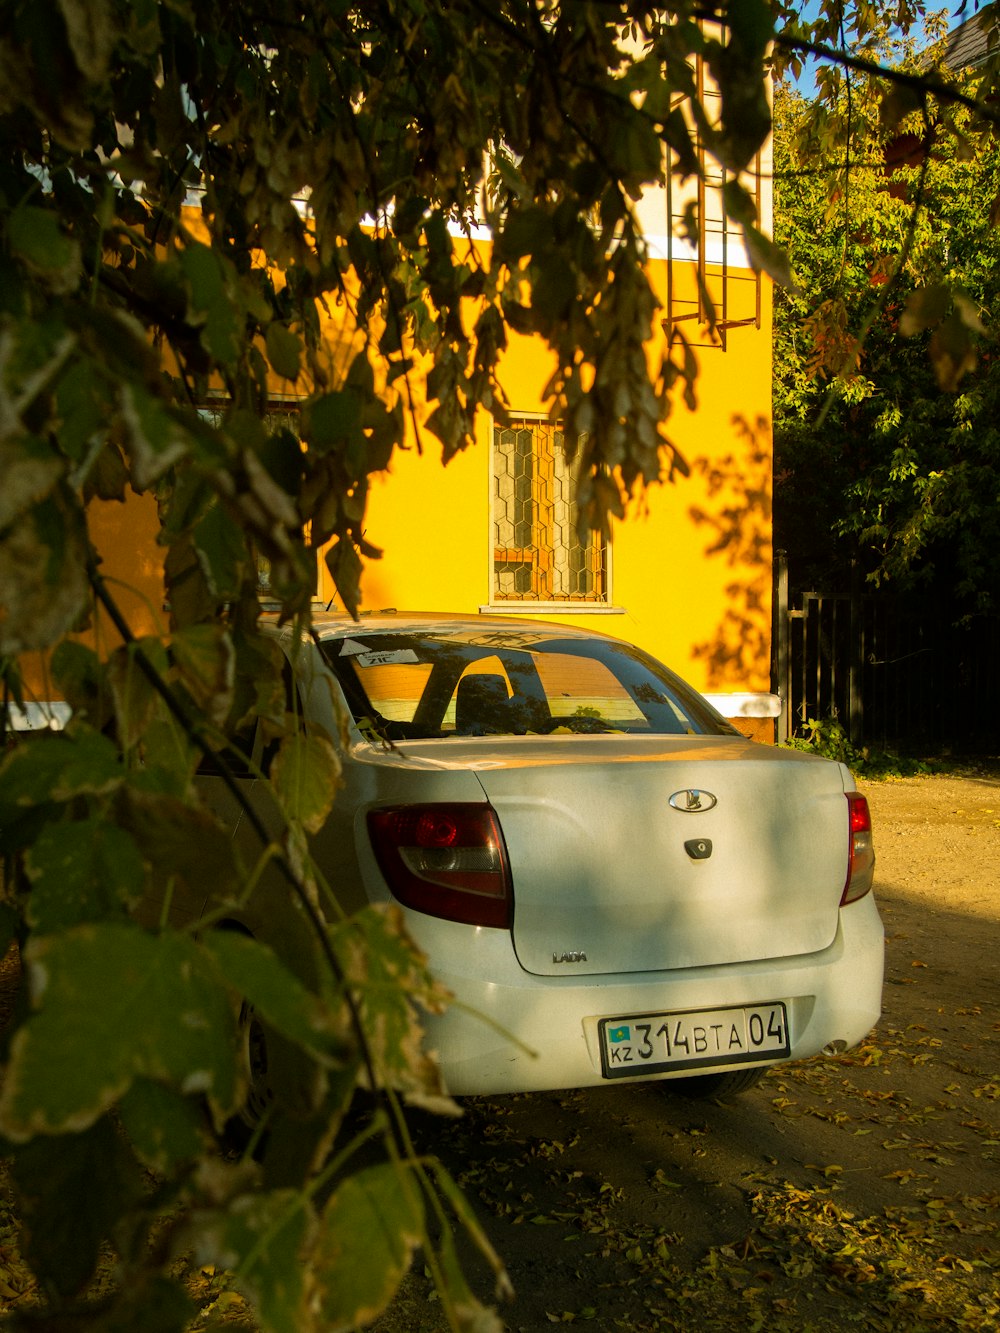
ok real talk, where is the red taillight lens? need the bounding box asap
[367,804,513,928]
[842,793,875,905]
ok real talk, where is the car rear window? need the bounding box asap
[531,652,647,725]
[344,660,434,723]
[321,630,734,741]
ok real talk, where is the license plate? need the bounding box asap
[598,1002,789,1079]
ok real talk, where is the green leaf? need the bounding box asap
[185,1189,313,1333]
[271,731,342,833]
[532,255,578,324]
[118,1077,207,1172]
[723,178,759,229]
[51,640,111,729]
[0,436,66,530]
[345,347,376,396]
[50,640,99,697]
[660,107,700,178]
[8,1114,142,1297]
[171,622,234,724]
[305,389,362,454]
[57,0,116,82]
[727,0,773,61]
[953,290,986,334]
[392,193,429,238]
[54,352,110,463]
[120,384,191,489]
[0,491,90,655]
[118,784,242,899]
[313,1163,424,1329]
[7,206,82,292]
[493,149,527,199]
[899,284,952,337]
[254,426,305,507]
[430,1161,512,1303]
[140,716,201,791]
[25,818,145,933]
[232,626,287,731]
[499,206,554,261]
[743,224,797,290]
[205,930,347,1063]
[194,499,250,599]
[930,310,978,392]
[108,638,165,749]
[707,18,772,171]
[265,322,302,381]
[161,468,216,541]
[0,924,238,1138]
[879,84,923,135]
[164,530,219,628]
[329,905,450,1095]
[181,243,241,365]
[615,115,663,199]
[0,726,122,814]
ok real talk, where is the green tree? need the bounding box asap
[772,12,1000,615]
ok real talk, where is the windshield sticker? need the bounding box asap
[355,649,421,668]
[338,638,371,656]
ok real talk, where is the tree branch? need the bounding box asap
[773,31,1000,127]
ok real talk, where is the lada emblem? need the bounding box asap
[668,789,717,813]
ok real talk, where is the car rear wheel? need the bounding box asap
[224,1001,276,1152]
[667,1065,769,1098]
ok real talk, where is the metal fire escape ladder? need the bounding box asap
[664,56,762,350]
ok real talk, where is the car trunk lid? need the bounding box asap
[459,735,852,977]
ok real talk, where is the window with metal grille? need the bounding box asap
[492,420,607,603]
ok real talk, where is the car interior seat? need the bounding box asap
[454,673,517,734]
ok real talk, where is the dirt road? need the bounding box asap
[385,765,1000,1332]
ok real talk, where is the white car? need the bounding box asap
[205,611,883,1107]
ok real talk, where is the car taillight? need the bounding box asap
[367,804,513,929]
[842,792,875,905]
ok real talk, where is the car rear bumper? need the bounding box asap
[405,895,885,1096]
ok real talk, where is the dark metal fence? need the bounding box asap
[773,558,1000,754]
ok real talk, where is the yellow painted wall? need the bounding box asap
[349,252,773,696]
[17,489,166,702]
[23,246,771,712]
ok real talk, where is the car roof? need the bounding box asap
[299,608,627,647]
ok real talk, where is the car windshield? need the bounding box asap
[320,629,736,740]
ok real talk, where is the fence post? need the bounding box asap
[773,550,790,744]
[849,561,864,746]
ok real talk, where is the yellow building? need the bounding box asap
[357,243,772,702]
[39,129,775,739]
[320,142,774,730]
